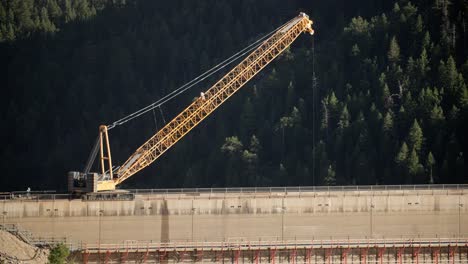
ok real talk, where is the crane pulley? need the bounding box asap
[68,13,314,194]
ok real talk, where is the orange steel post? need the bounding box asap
[254,249,260,264]
[196,248,204,262]
[142,245,149,263]
[104,250,111,264]
[158,249,167,262]
[449,246,457,264]
[396,246,404,264]
[120,248,129,264]
[377,247,385,264]
[216,247,224,263]
[360,248,368,264]
[82,250,90,264]
[412,247,420,264]
[432,248,440,264]
[342,248,350,264]
[179,248,187,263]
[234,247,241,264]
[305,248,312,264]
[112,13,314,187]
[270,248,277,264]
[325,248,332,264]
[290,247,297,264]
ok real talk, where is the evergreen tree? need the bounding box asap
[47,0,62,19]
[395,142,409,181]
[64,0,76,23]
[48,243,69,264]
[388,36,400,63]
[323,165,336,186]
[382,111,394,133]
[407,148,423,182]
[407,119,423,153]
[338,105,350,131]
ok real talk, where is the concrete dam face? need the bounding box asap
[1,188,467,244]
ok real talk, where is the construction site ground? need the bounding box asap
[0,229,48,264]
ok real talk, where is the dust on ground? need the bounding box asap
[0,229,49,264]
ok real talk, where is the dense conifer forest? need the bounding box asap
[0,0,467,191]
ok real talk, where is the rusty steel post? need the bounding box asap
[432,248,440,264]
[342,248,350,264]
[360,248,368,264]
[377,247,385,264]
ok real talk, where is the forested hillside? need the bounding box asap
[1,0,466,191]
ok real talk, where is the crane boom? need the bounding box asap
[84,13,313,192]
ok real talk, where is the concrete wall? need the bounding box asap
[0,190,468,219]
[2,189,467,244]
[1,189,466,218]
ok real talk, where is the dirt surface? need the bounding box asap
[0,230,48,264]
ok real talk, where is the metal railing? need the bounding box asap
[126,184,468,195]
[79,237,468,252]
[1,184,466,201]
[0,223,68,248]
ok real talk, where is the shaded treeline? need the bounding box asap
[0,0,466,191]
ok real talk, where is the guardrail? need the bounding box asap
[79,237,468,252]
[1,184,467,201]
[126,184,468,195]
[0,223,68,248]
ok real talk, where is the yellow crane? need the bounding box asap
[68,13,314,196]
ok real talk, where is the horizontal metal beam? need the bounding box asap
[80,238,468,253]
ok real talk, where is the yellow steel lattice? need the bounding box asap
[111,13,314,187]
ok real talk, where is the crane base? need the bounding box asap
[82,191,134,201]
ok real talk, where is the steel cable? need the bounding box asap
[107,17,295,130]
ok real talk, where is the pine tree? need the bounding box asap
[328,91,339,117]
[382,111,394,133]
[221,136,243,186]
[323,165,336,186]
[378,73,390,107]
[47,0,62,19]
[407,148,423,182]
[320,100,329,136]
[64,0,76,23]
[351,44,360,56]
[430,105,444,124]
[40,7,56,33]
[407,119,423,153]
[338,105,350,130]
[249,135,260,154]
[221,136,243,155]
[388,36,400,63]
[417,48,430,79]
[422,31,431,51]
[395,142,409,181]
[75,0,92,20]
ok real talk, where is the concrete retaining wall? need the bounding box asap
[1,189,466,218]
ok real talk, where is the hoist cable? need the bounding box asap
[158,106,166,124]
[106,17,295,130]
[84,17,295,173]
